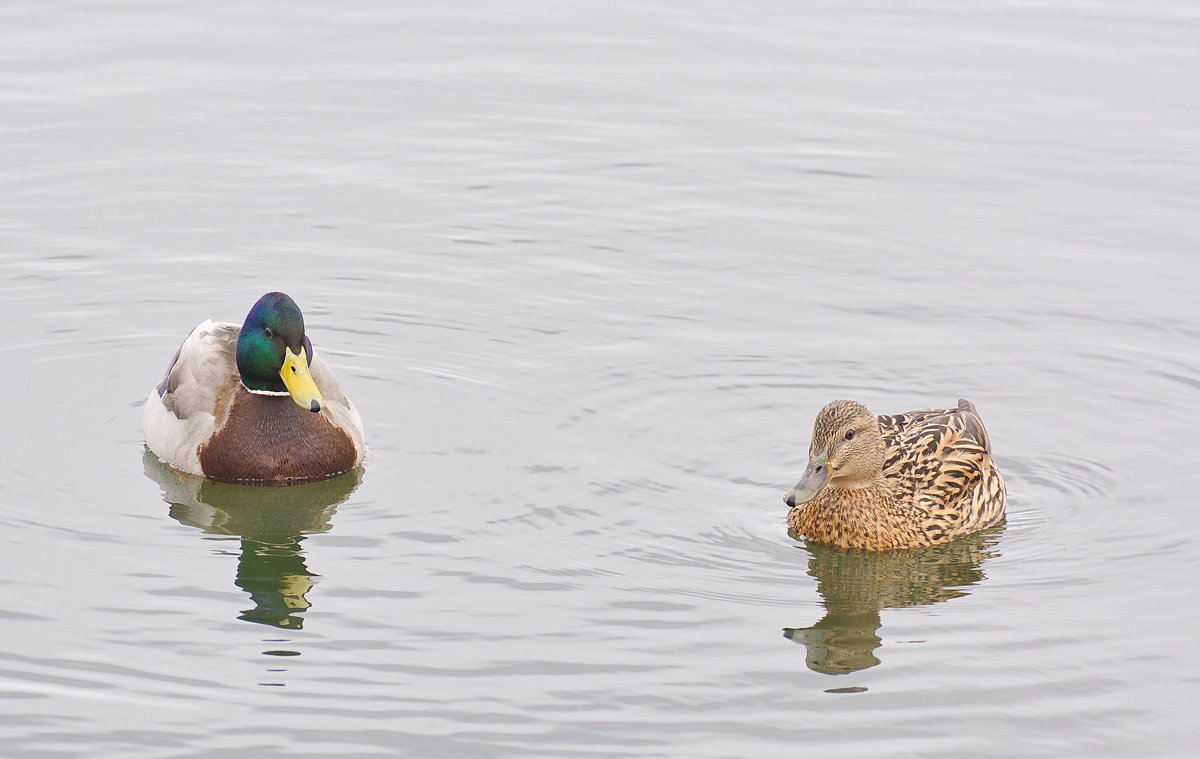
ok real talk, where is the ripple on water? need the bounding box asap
[532,348,1011,568]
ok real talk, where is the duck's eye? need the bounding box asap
[844,429,855,441]
[264,327,274,339]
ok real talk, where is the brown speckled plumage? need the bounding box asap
[785,399,1006,551]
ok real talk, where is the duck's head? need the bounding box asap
[236,292,325,413]
[785,400,883,507]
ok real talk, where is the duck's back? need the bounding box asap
[877,399,1006,543]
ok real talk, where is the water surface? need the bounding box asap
[2,1,1198,757]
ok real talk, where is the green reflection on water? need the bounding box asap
[785,524,1004,675]
[143,450,361,629]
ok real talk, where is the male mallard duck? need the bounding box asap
[784,399,1005,550]
[143,292,365,484]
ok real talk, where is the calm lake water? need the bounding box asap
[3,1,1199,756]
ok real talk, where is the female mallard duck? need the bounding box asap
[143,292,365,484]
[784,399,1005,550]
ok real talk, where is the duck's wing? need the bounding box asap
[156,320,241,420]
[952,398,992,453]
[144,320,240,476]
[880,400,993,517]
[877,407,952,458]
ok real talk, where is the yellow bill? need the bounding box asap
[280,347,325,413]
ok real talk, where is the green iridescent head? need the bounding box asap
[235,292,325,412]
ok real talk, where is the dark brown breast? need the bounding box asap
[198,387,358,484]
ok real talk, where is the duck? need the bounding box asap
[784,399,1005,550]
[143,292,365,484]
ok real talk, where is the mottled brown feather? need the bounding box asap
[787,399,1006,550]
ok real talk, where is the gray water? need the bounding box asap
[2,1,1198,757]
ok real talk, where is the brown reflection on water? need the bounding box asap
[785,525,1003,675]
[143,450,361,629]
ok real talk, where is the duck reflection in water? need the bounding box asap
[784,525,1003,675]
[143,450,362,629]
